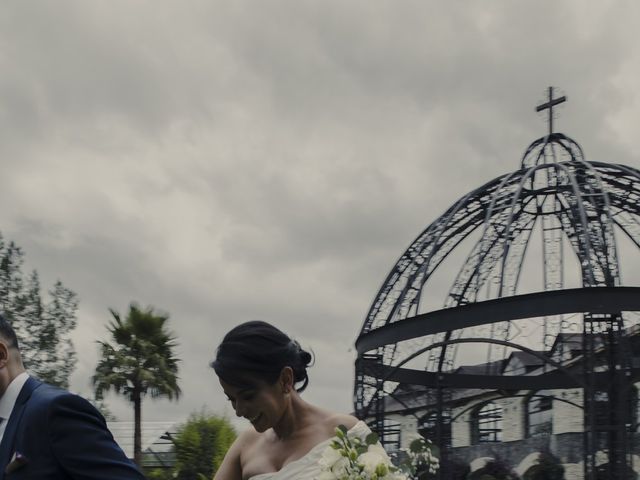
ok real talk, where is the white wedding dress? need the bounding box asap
[248,421,371,480]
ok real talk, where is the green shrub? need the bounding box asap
[144,467,173,480]
[172,410,236,480]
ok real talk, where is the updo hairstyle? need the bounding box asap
[212,320,313,392]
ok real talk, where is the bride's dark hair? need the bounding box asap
[211,320,313,392]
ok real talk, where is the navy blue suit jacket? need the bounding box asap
[0,377,145,479]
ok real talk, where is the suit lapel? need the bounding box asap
[0,377,40,478]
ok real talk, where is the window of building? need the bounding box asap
[418,411,451,448]
[526,391,553,437]
[471,402,502,444]
[382,420,401,452]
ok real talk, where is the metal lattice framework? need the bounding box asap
[354,90,640,479]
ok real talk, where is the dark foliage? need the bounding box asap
[468,458,520,480]
[523,452,564,480]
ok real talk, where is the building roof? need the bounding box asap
[107,421,178,458]
[508,351,545,367]
[454,359,505,375]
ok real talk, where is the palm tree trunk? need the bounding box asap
[133,388,142,466]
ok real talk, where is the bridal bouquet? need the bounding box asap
[316,425,438,480]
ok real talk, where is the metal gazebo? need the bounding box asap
[354,89,640,479]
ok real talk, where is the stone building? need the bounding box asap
[371,327,640,479]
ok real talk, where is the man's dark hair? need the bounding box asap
[0,313,19,350]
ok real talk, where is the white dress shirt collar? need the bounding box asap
[0,372,29,421]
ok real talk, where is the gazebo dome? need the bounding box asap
[354,91,640,479]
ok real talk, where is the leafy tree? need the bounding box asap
[172,411,236,480]
[0,233,78,387]
[93,303,181,466]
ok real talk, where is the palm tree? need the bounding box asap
[93,303,181,466]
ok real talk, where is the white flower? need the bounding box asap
[358,451,388,476]
[317,424,424,480]
[381,472,409,480]
[319,446,342,469]
[331,456,351,478]
[367,442,390,459]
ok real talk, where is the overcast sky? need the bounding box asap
[2,1,640,429]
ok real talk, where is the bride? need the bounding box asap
[211,320,369,479]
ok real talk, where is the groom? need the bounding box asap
[0,314,145,479]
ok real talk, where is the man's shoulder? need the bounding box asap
[27,381,93,414]
[30,381,74,403]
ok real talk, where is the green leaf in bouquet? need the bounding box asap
[337,424,349,435]
[376,463,389,476]
[365,432,379,445]
[398,458,414,473]
[429,444,441,458]
[409,438,425,453]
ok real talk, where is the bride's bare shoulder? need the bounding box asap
[237,425,262,446]
[213,427,262,480]
[322,412,360,431]
[223,425,262,456]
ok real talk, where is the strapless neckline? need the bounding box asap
[247,421,368,480]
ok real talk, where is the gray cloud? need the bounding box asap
[1,0,639,426]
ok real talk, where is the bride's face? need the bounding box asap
[219,369,293,433]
